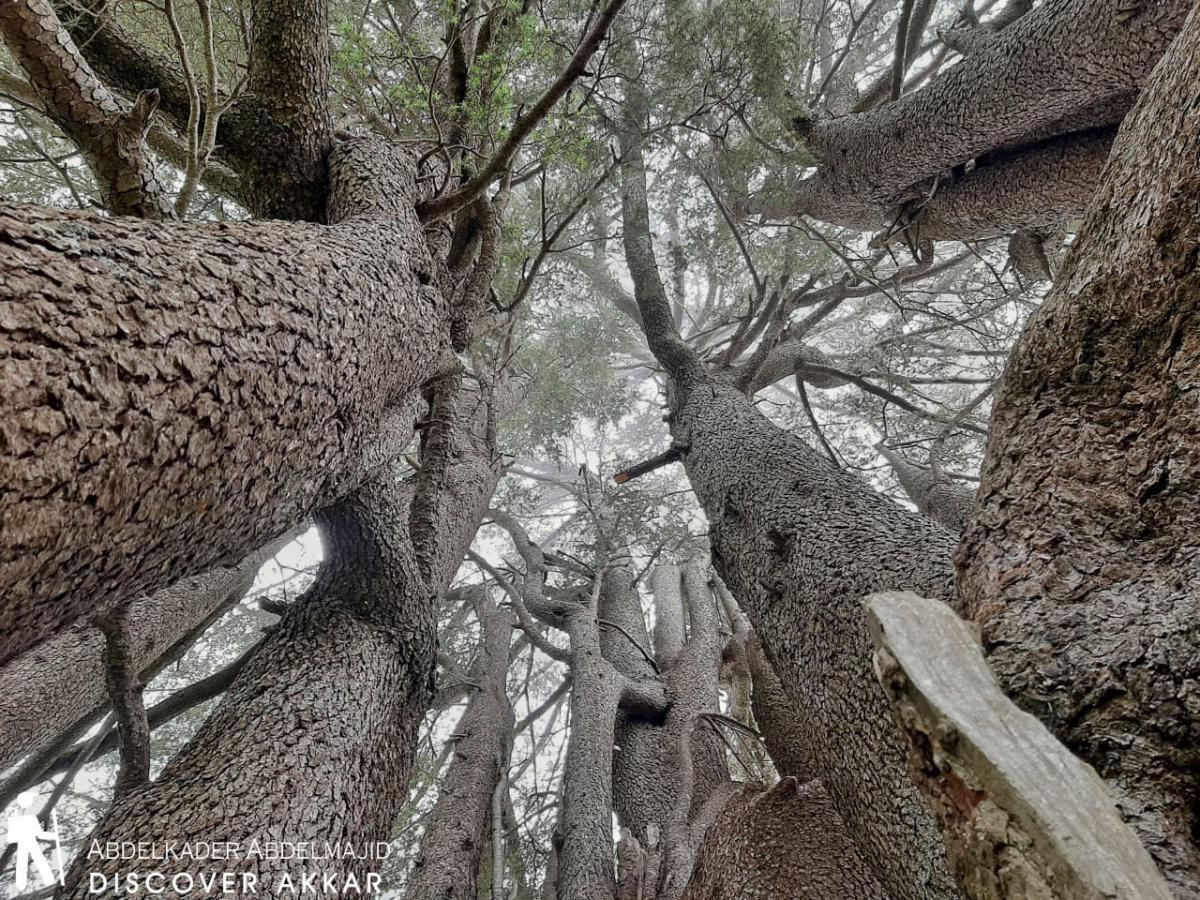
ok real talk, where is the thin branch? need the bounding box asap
[416,0,629,220]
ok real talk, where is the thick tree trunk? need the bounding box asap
[618,106,960,899]
[957,7,1200,892]
[557,580,623,900]
[57,382,504,898]
[0,533,288,774]
[58,0,333,219]
[0,139,451,666]
[405,596,515,900]
[669,379,960,900]
[680,779,889,899]
[791,0,1188,230]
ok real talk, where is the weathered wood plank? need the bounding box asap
[865,590,1172,900]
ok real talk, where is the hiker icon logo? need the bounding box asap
[6,792,65,891]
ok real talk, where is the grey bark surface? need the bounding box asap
[877,446,975,533]
[617,107,961,900]
[0,536,287,774]
[0,0,171,217]
[406,596,515,900]
[680,779,890,900]
[59,0,333,219]
[56,382,504,898]
[0,139,452,666]
[791,0,1188,231]
[957,6,1200,892]
[557,576,622,900]
[868,591,1173,900]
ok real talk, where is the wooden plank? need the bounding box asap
[865,590,1172,900]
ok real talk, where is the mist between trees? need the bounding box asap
[0,0,1197,897]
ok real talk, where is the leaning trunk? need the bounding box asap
[58,383,503,897]
[0,139,452,665]
[957,6,1200,891]
[405,597,516,900]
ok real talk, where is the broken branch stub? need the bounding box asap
[865,590,1172,900]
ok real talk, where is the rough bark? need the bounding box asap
[883,129,1114,246]
[0,535,289,774]
[0,0,171,217]
[605,564,678,850]
[618,103,961,900]
[0,139,451,666]
[868,591,1173,900]
[791,0,1188,230]
[57,380,505,898]
[96,603,152,801]
[602,560,729,900]
[556,576,623,900]
[406,596,515,900]
[877,446,975,532]
[59,0,333,219]
[680,779,890,900]
[745,634,812,781]
[957,7,1200,892]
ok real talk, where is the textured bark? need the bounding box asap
[957,7,1200,892]
[406,596,515,900]
[656,564,728,900]
[0,536,287,774]
[606,564,677,850]
[0,0,171,217]
[58,383,504,898]
[745,634,812,782]
[618,106,961,900]
[886,129,1114,245]
[557,580,622,900]
[680,780,889,900]
[59,0,333,219]
[867,591,1173,900]
[96,604,152,801]
[0,139,451,666]
[671,379,960,900]
[602,561,729,900]
[877,446,975,533]
[237,0,334,220]
[791,0,1188,229]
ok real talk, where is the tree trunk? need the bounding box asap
[0,534,288,774]
[57,380,504,898]
[617,106,961,900]
[556,580,623,900]
[957,6,1200,892]
[0,139,451,666]
[791,0,1188,229]
[680,779,889,899]
[406,596,516,900]
[58,0,333,219]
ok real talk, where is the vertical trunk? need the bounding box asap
[616,102,960,899]
[957,6,1200,892]
[58,383,504,897]
[557,581,622,900]
[406,597,516,900]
